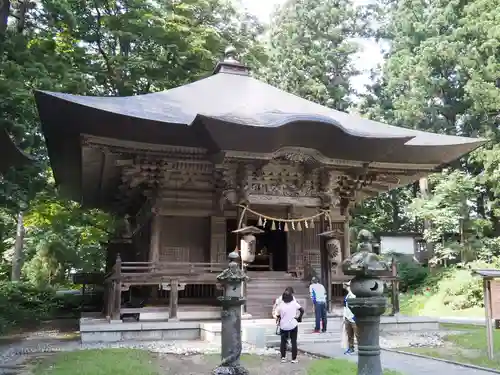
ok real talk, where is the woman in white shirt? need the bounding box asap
[272,287,296,319]
[276,291,304,363]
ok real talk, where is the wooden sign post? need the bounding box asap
[472,269,500,361]
[483,279,494,360]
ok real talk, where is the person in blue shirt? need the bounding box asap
[309,276,327,333]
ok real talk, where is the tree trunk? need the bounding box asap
[0,0,10,36]
[390,190,400,231]
[419,178,434,263]
[11,211,25,281]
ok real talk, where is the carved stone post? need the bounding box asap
[112,254,122,321]
[342,230,390,375]
[169,278,179,321]
[212,251,249,375]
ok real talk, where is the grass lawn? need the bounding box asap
[400,323,500,370]
[31,349,403,375]
[398,293,484,318]
[33,349,159,375]
[308,358,403,375]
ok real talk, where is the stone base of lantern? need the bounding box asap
[212,365,250,375]
[349,296,386,375]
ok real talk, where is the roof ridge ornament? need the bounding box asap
[213,46,250,76]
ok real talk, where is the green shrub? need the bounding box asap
[0,281,59,334]
[439,268,483,310]
[387,254,429,291]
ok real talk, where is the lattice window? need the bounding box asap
[303,249,320,266]
[160,246,190,262]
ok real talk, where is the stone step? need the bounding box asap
[245,273,311,318]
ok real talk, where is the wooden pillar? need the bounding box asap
[484,278,494,360]
[149,214,162,263]
[343,214,351,259]
[210,216,227,266]
[104,281,111,318]
[111,254,122,321]
[319,212,331,310]
[106,282,114,319]
[169,279,179,320]
[235,204,248,315]
[149,214,162,302]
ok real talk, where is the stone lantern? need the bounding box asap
[341,229,391,375]
[212,251,249,375]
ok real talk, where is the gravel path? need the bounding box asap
[380,330,465,349]
[156,353,313,375]
[300,343,497,375]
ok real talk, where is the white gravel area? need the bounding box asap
[380,330,464,349]
[0,339,278,368]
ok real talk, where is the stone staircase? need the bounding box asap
[245,271,312,318]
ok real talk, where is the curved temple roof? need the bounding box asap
[34,50,485,204]
[0,129,33,174]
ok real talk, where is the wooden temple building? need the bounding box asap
[34,49,484,321]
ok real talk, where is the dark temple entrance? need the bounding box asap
[226,219,288,272]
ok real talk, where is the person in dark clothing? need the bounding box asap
[276,290,305,363]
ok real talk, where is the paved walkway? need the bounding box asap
[299,343,497,375]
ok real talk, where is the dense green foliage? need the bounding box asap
[0,282,59,334]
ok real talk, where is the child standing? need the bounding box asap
[342,281,359,354]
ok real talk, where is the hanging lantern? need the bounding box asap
[271,221,276,231]
[304,220,309,229]
[257,216,263,227]
[263,218,267,228]
[310,219,315,228]
[231,226,264,264]
[291,222,295,230]
[284,223,289,232]
[297,221,302,231]
[240,234,256,263]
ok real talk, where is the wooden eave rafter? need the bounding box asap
[82,134,437,212]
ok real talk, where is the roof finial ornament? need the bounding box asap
[213,46,250,76]
[224,46,238,62]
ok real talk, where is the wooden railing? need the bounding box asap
[120,261,225,276]
[104,254,226,321]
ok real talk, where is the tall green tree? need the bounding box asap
[0,0,265,284]
[259,0,369,110]
[360,0,500,261]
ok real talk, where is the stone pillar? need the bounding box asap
[212,251,249,375]
[342,229,389,375]
[111,254,122,321]
[169,278,179,321]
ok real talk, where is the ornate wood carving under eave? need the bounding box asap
[81,134,208,159]
[222,147,438,172]
[248,194,321,207]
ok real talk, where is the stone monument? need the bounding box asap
[212,251,249,375]
[342,229,391,375]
